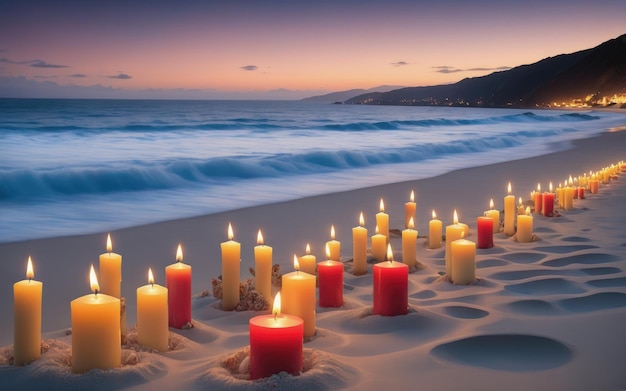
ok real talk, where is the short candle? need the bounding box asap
[298,243,317,276]
[373,244,408,316]
[404,190,416,229]
[326,224,341,261]
[428,210,442,249]
[317,244,344,307]
[136,268,169,352]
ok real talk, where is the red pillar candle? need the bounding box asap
[317,245,344,307]
[476,216,494,249]
[577,187,585,199]
[165,244,192,329]
[373,244,408,316]
[249,293,303,380]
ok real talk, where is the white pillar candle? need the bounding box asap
[254,230,273,301]
[484,198,500,234]
[404,190,416,229]
[504,182,516,236]
[326,225,341,261]
[99,233,122,299]
[221,223,241,311]
[428,210,442,249]
[136,268,169,352]
[13,256,42,366]
[371,225,387,261]
[376,198,389,243]
[445,210,465,279]
[282,255,316,337]
[451,239,476,285]
[402,217,418,268]
[298,243,317,276]
[352,212,368,275]
[516,207,534,243]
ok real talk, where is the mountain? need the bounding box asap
[302,85,404,102]
[345,34,626,108]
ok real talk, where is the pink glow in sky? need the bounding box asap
[1,0,624,99]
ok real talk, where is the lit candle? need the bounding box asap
[404,190,416,229]
[318,245,344,307]
[221,223,241,311]
[71,265,120,374]
[371,225,387,261]
[517,197,525,215]
[534,183,543,214]
[249,293,303,380]
[428,210,442,249]
[373,244,408,316]
[542,182,555,216]
[99,233,122,299]
[282,255,316,337]
[136,268,169,352]
[401,216,418,268]
[254,230,273,301]
[298,243,317,276]
[376,198,389,243]
[352,212,368,275]
[326,224,341,261]
[165,244,191,329]
[13,256,42,366]
[445,210,465,279]
[450,239,476,285]
[504,182,516,236]
[476,216,494,249]
[589,178,599,194]
[516,207,534,243]
[556,182,564,208]
[484,198,500,234]
[563,176,575,211]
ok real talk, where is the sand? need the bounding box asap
[0,130,625,390]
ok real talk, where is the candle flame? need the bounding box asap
[326,243,331,259]
[305,243,311,255]
[272,292,281,318]
[379,198,385,212]
[568,175,573,186]
[106,233,112,253]
[549,182,553,192]
[507,182,512,194]
[525,206,531,216]
[293,254,300,271]
[408,216,415,229]
[375,224,379,235]
[26,256,34,280]
[257,229,264,245]
[359,212,364,226]
[330,225,336,240]
[489,198,494,210]
[176,244,183,262]
[89,264,99,294]
[453,209,459,225]
[537,183,541,192]
[409,190,415,203]
[386,243,393,263]
[228,223,234,240]
[148,268,154,285]
[518,197,523,206]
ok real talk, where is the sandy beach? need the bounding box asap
[1,129,625,390]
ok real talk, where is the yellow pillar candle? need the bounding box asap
[404,190,416,229]
[450,239,476,285]
[352,212,368,275]
[13,256,43,366]
[564,177,575,210]
[428,210,442,249]
[376,198,389,243]
[445,210,465,279]
[517,197,525,215]
[504,182,516,236]
[221,223,241,311]
[326,225,341,261]
[136,268,169,352]
[402,217,418,268]
[282,255,316,337]
[556,183,564,208]
[484,198,500,234]
[99,233,122,299]
[371,225,387,261]
[298,243,317,276]
[516,207,534,243]
[71,265,120,374]
[254,230,273,301]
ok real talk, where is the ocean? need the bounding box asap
[1,98,624,243]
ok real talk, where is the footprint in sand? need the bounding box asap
[558,292,626,312]
[504,299,559,316]
[534,245,598,253]
[542,253,620,267]
[561,236,592,242]
[441,305,489,319]
[477,258,509,268]
[585,277,626,288]
[489,269,571,281]
[578,266,622,276]
[504,277,585,295]
[500,252,547,264]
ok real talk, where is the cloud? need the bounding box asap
[34,75,57,79]
[241,65,258,71]
[391,61,409,67]
[108,73,132,80]
[433,65,510,74]
[68,74,87,78]
[31,60,69,68]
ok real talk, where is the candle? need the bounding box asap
[428,210,442,249]
[563,177,575,211]
[445,210,465,279]
[221,223,241,311]
[165,244,191,329]
[484,198,500,234]
[373,244,408,316]
[404,190,416,229]
[352,212,368,275]
[282,255,316,337]
[71,265,120,374]
[318,245,344,307]
[556,183,564,208]
[402,216,418,268]
[298,243,317,276]
[577,186,585,200]
[371,225,387,261]
[542,182,555,217]
[99,233,122,299]
[504,182,516,236]
[476,216,494,249]
[516,207,534,243]
[249,293,303,380]
[326,225,341,261]
[450,239,476,285]
[533,183,543,214]
[376,198,389,243]
[517,197,525,215]
[590,179,599,194]
[136,268,169,352]
[254,230,273,301]
[13,256,42,366]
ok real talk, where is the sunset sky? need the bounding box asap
[1,0,625,99]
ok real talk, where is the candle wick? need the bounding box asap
[274,312,277,321]
[95,289,99,296]
[151,282,154,288]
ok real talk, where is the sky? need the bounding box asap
[0,0,625,100]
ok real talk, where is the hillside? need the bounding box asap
[302,85,404,102]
